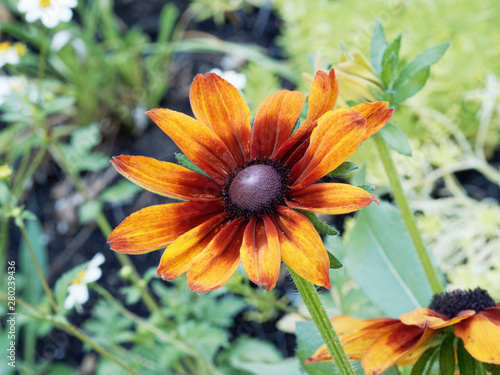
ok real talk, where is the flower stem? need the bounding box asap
[0,292,140,375]
[373,134,443,294]
[288,266,356,375]
[18,220,59,313]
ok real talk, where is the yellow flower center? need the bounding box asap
[71,270,86,285]
[0,165,13,179]
[39,0,51,8]
[0,41,12,51]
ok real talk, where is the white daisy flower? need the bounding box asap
[17,0,78,29]
[64,253,105,310]
[0,42,20,68]
[0,76,27,105]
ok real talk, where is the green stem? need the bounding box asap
[0,292,140,375]
[12,146,48,198]
[476,361,487,375]
[288,266,356,375]
[47,140,161,314]
[18,221,59,313]
[373,134,443,294]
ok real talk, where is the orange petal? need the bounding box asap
[304,344,330,364]
[362,324,437,375]
[250,90,307,159]
[289,109,366,189]
[190,73,251,165]
[157,213,230,280]
[352,101,394,141]
[187,218,245,292]
[274,69,338,165]
[111,155,221,201]
[304,68,339,126]
[454,310,500,364]
[240,216,281,291]
[400,308,476,329]
[397,344,433,366]
[147,108,236,185]
[331,315,399,337]
[286,183,379,214]
[273,206,330,288]
[108,201,224,254]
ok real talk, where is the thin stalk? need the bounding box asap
[0,292,141,375]
[18,221,58,313]
[12,146,48,198]
[373,134,443,294]
[288,266,356,375]
[93,285,222,375]
[48,140,161,314]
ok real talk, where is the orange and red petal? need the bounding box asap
[186,218,246,293]
[331,315,400,337]
[454,310,500,364]
[289,108,366,190]
[351,101,394,141]
[108,201,224,254]
[273,69,338,165]
[251,90,306,159]
[190,73,251,165]
[146,108,236,185]
[157,213,230,280]
[362,324,437,375]
[400,308,476,329]
[273,206,330,288]
[304,344,331,364]
[111,155,221,201]
[286,183,379,214]
[240,216,281,291]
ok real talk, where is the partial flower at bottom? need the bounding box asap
[108,68,393,293]
[305,288,500,374]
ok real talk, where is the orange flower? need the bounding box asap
[108,69,393,292]
[305,288,500,374]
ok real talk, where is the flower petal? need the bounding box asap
[146,108,236,185]
[274,69,338,165]
[286,183,379,214]
[111,155,222,201]
[289,108,366,189]
[351,101,394,141]
[157,213,230,280]
[190,73,251,165]
[108,201,224,254]
[250,90,307,159]
[240,216,281,291]
[187,218,245,292]
[331,315,399,337]
[454,310,500,364]
[362,324,436,375]
[273,206,330,288]
[304,344,330,364]
[400,308,476,329]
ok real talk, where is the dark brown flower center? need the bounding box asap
[428,288,496,318]
[228,164,283,212]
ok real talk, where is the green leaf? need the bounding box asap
[381,366,401,375]
[457,339,476,375]
[327,251,343,269]
[157,4,179,44]
[370,21,388,76]
[410,346,438,375]
[381,34,401,86]
[326,161,359,178]
[70,123,102,155]
[393,67,430,105]
[296,321,336,375]
[179,322,228,360]
[73,152,109,172]
[175,152,210,178]
[100,180,141,204]
[343,201,433,317]
[78,200,102,224]
[291,116,302,134]
[439,334,456,375]
[43,97,76,115]
[0,181,9,206]
[378,122,412,156]
[297,209,338,236]
[394,42,450,89]
[485,364,500,375]
[358,183,375,193]
[392,42,450,104]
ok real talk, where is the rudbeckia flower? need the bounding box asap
[305,288,500,374]
[108,68,393,293]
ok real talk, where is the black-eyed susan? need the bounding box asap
[306,288,500,374]
[108,69,393,293]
